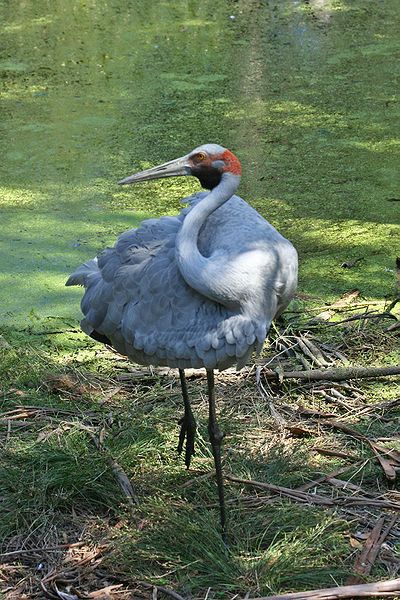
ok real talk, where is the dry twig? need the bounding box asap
[227,473,400,511]
[248,577,400,599]
[226,474,335,506]
[140,581,186,600]
[89,428,139,506]
[0,542,85,559]
[318,421,400,481]
[296,463,364,492]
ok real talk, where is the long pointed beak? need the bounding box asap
[118,155,191,185]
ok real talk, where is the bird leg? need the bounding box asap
[206,369,226,536]
[177,369,196,468]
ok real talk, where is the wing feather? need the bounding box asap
[66,196,285,369]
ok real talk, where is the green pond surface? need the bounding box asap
[1,0,399,326]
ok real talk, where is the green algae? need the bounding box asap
[0,0,399,325]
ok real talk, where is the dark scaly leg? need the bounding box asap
[177,369,196,468]
[206,369,226,537]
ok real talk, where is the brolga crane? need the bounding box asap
[66,143,298,536]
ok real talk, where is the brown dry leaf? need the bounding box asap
[315,289,361,320]
[8,388,27,397]
[286,425,314,437]
[44,374,90,397]
[349,537,363,549]
[369,442,400,482]
[331,289,361,307]
[88,584,124,598]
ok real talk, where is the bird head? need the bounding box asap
[118,144,242,190]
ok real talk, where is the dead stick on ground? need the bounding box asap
[262,365,400,383]
[326,312,397,325]
[227,473,400,511]
[88,428,139,506]
[312,448,359,461]
[0,541,85,558]
[41,547,108,584]
[347,515,398,585]
[226,475,335,506]
[256,368,287,430]
[317,421,400,481]
[248,577,400,599]
[296,462,365,492]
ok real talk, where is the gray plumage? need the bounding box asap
[66,144,298,372]
[67,143,298,535]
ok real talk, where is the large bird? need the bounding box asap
[66,143,298,535]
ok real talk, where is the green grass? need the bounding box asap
[0,309,399,597]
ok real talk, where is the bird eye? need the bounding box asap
[195,152,207,162]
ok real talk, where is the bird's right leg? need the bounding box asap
[206,369,226,537]
[177,369,196,468]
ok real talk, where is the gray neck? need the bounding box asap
[175,173,241,307]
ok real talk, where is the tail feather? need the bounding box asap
[66,258,99,287]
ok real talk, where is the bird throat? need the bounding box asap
[195,169,222,190]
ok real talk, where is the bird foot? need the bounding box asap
[177,413,196,469]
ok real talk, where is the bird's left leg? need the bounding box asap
[177,369,197,468]
[206,369,226,536]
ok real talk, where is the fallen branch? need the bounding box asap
[347,515,398,585]
[294,334,332,368]
[181,470,215,489]
[326,478,372,496]
[342,497,400,510]
[262,365,400,383]
[319,419,366,441]
[349,397,400,420]
[248,577,400,599]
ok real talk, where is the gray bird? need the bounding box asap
[66,143,298,535]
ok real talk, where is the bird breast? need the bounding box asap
[193,194,297,315]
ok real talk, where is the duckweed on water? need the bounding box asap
[0,0,399,324]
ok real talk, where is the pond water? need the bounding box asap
[0,0,399,325]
